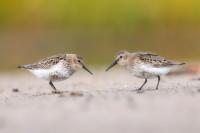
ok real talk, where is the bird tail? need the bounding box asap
[177,62,186,65]
[17,64,34,69]
[17,65,23,69]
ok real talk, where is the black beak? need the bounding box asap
[82,64,93,75]
[105,58,119,72]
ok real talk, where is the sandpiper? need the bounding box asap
[18,53,93,93]
[106,51,185,91]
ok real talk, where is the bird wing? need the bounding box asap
[135,52,177,67]
[34,54,67,69]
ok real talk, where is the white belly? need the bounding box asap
[128,64,172,79]
[141,64,171,75]
[30,69,51,80]
[29,63,74,81]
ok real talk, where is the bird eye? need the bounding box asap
[120,55,123,58]
[78,60,81,63]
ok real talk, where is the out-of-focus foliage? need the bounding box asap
[0,0,200,70]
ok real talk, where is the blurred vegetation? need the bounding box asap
[0,0,200,70]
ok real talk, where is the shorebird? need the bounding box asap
[106,51,185,91]
[18,53,93,93]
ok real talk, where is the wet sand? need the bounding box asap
[0,70,200,133]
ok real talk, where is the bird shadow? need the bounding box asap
[19,88,158,98]
[126,88,157,93]
[30,91,69,97]
[28,91,84,97]
[97,88,157,94]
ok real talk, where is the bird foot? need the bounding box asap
[136,89,144,93]
[52,91,63,94]
[130,89,144,93]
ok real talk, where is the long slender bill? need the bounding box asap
[105,59,119,72]
[82,64,93,75]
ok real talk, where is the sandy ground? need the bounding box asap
[0,70,200,133]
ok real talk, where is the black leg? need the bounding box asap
[137,79,147,91]
[49,81,57,91]
[156,76,161,90]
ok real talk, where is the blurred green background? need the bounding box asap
[0,0,200,70]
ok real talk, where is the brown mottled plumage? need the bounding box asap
[106,51,185,91]
[18,54,67,69]
[134,52,185,67]
[18,53,93,93]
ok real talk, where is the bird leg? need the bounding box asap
[49,81,58,93]
[137,79,147,91]
[156,76,161,90]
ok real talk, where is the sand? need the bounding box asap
[0,70,200,133]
